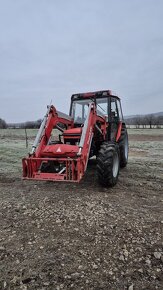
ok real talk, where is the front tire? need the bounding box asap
[97,142,120,187]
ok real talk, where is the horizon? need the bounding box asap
[4,110,163,125]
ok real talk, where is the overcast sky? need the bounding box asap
[0,0,163,123]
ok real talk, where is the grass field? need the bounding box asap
[0,129,38,175]
[0,128,163,289]
[0,128,162,175]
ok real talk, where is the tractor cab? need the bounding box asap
[70,93,107,121]
[69,90,124,141]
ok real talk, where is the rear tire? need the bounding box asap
[118,129,128,168]
[97,142,120,187]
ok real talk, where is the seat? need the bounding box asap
[63,127,82,144]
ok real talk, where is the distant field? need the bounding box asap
[128,128,163,135]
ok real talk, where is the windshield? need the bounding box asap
[71,98,108,123]
[96,98,108,116]
[71,99,92,123]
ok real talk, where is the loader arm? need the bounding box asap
[22,103,97,182]
[78,103,95,172]
[32,106,73,157]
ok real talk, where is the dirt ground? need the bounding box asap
[0,129,163,290]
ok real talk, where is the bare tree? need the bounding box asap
[155,116,163,128]
[0,118,7,129]
[145,114,155,129]
[141,116,147,129]
[135,117,141,129]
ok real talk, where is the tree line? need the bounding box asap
[0,119,42,129]
[125,114,163,128]
[16,119,42,129]
[1,114,163,129]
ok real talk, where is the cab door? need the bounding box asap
[110,98,120,140]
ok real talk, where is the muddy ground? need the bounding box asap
[0,129,163,290]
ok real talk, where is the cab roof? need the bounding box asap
[71,90,120,101]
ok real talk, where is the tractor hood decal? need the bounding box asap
[41,144,79,157]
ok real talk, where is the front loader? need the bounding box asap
[22,90,128,187]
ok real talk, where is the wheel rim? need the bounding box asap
[124,137,128,160]
[113,152,119,178]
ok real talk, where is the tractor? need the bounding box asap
[22,90,128,187]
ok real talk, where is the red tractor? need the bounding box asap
[22,90,128,187]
